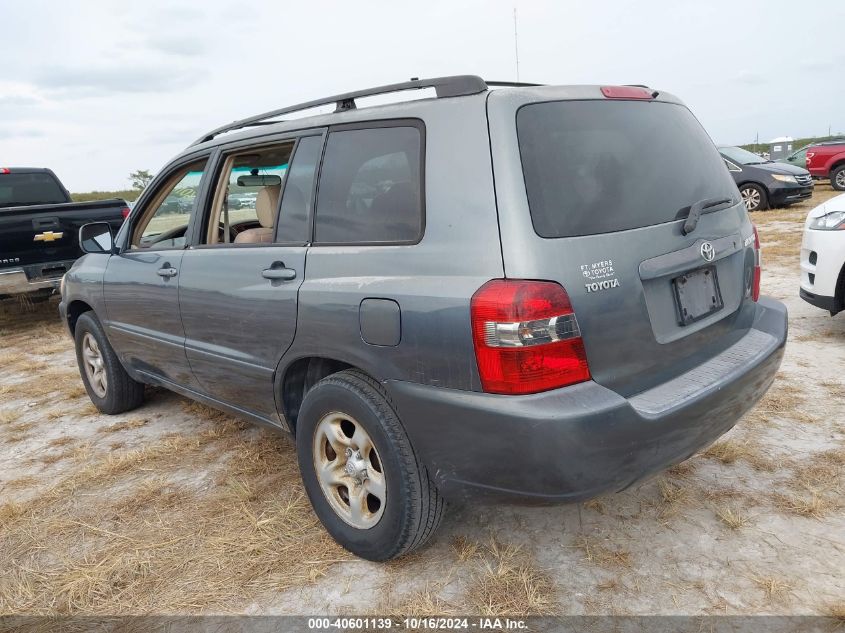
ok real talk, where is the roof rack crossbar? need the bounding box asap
[191,75,488,146]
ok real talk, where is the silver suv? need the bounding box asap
[60,76,787,561]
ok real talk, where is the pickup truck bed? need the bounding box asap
[0,168,128,298]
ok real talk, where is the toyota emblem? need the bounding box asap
[700,241,715,262]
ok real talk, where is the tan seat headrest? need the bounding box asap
[255,185,281,228]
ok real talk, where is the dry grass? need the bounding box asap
[701,439,776,472]
[791,449,844,492]
[0,428,351,614]
[451,535,479,562]
[659,479,688,505]
[772,492,840,519]
[100,418,149,434]
[0,410,22,425]
[47,436,75,449]
[465,539,557,616]
[382,584,457,618]
[714,505,751,530]
[4,475,39,490]
[583,499,607,514]
[749,575,792,602]
[826,602,845,622]
[666,460,697,479]
[575,535,632,569]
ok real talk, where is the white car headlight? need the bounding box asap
[809,211,845,230]
[772,174,797,184]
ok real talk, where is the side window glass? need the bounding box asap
[134,160,207,249]
[315,125,422,244]
[276,136,322,243]
[202,143,293,245]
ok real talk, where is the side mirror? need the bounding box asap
[79,222,114,254]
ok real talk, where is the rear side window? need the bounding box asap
[315,124,423,244]
[0,172,67,208]
[517,101,737,238]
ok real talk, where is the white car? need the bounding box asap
[800,193,845,315]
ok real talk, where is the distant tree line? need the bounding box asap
[71,169,156,203]
[740,134,845,155]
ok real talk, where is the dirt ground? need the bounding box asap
[1,185,843,617]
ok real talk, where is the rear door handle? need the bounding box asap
[156,267,178,278]
[261,264,296,281]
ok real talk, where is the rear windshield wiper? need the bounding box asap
[681,197,735,235]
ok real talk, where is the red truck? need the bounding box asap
[806,142,845,191]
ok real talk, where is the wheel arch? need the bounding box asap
[66,299,95,334]
[833,261,845,316]
[277,356,357,434]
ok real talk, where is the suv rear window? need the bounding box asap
[0,172,68,208]
[517,100,737,238]
[315,124,423,244]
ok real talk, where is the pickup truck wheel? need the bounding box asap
[296,369,445,561]
[74,312,145,415]
[831,165,845,191]
[740,183,767,211]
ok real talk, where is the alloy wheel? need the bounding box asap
[836,170,845,189]
[741,186,761,211]
[312,412,386,529]
[81,332,107,398]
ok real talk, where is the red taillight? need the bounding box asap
[470,279,591,395]
[121,207,131,219]
[600,85,654,100]
[0,168,10,174]
[752,224,761,302]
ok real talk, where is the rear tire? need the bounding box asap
[740,183,768,212]
[74,312,145,415]
[296,369,445,561]
[831,165,845,191]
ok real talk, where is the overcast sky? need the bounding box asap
[1,0,843,192]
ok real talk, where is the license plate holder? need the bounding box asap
[673,266,723,326]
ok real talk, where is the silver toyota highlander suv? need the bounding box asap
[60,76,787,561]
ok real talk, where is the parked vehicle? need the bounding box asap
[60,77,787,561]
[0,167,128,300]
[800,192,845,315]
[806,142,845,191]
[779,140,845,171]
[778,146,809,169]
[718,146,814,211]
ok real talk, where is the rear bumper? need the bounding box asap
[0,261,72,296]
[386,297,788,504]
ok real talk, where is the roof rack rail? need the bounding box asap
[485,80,545,88]
[190,75,488,146]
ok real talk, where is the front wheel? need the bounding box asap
[74,312,145,415]
[831,165,845,191]
[296,369,445,561]
[740,183,768,212]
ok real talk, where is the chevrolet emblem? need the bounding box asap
[33,231,64,242]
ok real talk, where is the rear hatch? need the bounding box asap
[488,86,759,397]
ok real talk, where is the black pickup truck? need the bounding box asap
[0,167,128,300]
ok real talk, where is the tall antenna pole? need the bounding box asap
[513,7,520,82]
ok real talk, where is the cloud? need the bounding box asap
[0,126,45,140]
[0,82,47,109]
[34,65,199,97]
[145,33,206,57]
[734,70,766,86]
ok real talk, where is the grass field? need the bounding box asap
[0,185,843,617]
